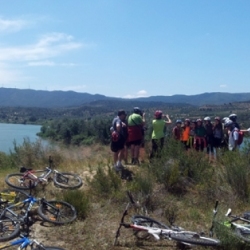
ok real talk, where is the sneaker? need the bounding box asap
[113,164,123,172]
[117,163,125,169]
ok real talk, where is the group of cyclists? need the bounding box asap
[111,108,250,171]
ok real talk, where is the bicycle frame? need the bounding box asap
[225,208,250,233]
[22,167,53,185]
[0,195,38,223]
[114,192,218,246]
[0,236,45,249]
[0,194,62,225]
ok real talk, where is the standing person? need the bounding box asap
[204,117,214,156]
[127,107,145,165]
[224,119,239,151]
[150,110,172,159]
[229,114,240,129]
[213,117,224,149]
[110,110,127,171]
[187,120,197,149]
[181,119,191,150]
[194,119,207,152]
[173,120,182,140]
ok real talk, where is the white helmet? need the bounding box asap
[222,117,229,123]
[204,116,211,121]
[224,119,233,127]
[229,114,237,121]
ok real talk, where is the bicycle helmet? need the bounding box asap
[184,118,190,125]
[224,119,233,127]
[133,107,142,115]
[222,117,228,123]
[176,119,182,124]
[214,116,221,121]
[196,118,202,123]
[204,116,211,121]
[154,110,163,119]
[229,114,237,121]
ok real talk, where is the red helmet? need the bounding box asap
[154,110,163,119]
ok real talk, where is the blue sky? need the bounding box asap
[1,1,250,98]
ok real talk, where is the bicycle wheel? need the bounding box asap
[131,215,169,240]
[33,247,65,250]
[53,172,82,189]
[170,231,220,247]
[0,216,20,242]
[38,200,77,225]
[235,227,250,243]
[5,173,36,190]
[0,188,29,204]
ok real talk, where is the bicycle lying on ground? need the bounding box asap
[5,156,82,190]
[114,191,220,247]
[0,200,66,250]
[0,235,65,250]
[0,188,77,242]
[222,207,250,243]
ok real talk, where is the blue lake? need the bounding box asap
[0,123,43,154]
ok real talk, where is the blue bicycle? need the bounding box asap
[0,189,76,242]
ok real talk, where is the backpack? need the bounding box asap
[233,129,244,146]
[111,130,119,142]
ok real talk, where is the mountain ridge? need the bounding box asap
[0,88,250,108]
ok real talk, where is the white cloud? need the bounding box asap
[28,61,56,67]
[123,90,148,98]
[27,61,77,67]
[0,33,83,62]
[0,18,28,32]
[220,84,227,88]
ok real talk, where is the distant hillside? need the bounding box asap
[0,88,250,108]
[0,88,113,108]
[137,92,250,106]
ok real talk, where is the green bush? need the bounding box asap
[59,189,90,220]
[88,165,122,198]
[221,151,250,201]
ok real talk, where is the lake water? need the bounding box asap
[0,123,43,154]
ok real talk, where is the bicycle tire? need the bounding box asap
[170,232,220,246]
[33,247,65,250]
[131,215,169,240]
[38,200,77,225]
[5,173,36,190]
[0,216,20,242]
[53,172,82,189]
[235,227,250,243]
[0,189,29,213]
[132,215,170,229]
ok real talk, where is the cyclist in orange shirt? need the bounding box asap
[181,119,191,150]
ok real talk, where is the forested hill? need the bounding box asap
[1,87,250,108]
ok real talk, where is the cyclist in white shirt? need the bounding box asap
[224,119,239,151]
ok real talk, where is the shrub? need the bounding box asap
[59,189,90,220]
[88,165,122,198]
[221,151,250,201]
[8,138,63,170]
